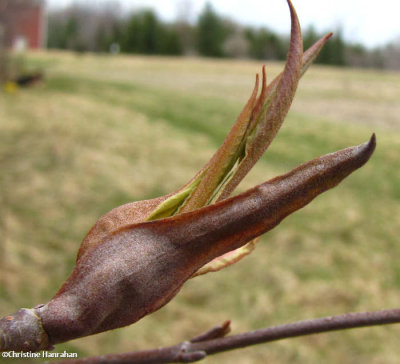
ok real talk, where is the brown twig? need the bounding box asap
[55,308,400,364]
[190,320,231,343]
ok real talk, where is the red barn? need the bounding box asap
[0,0,46,50]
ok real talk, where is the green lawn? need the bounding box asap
[0,51,399,363]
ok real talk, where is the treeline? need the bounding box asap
[47,2,399,69]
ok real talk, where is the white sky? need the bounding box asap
[46,0,400,48]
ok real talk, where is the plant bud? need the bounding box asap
[35,135,375,345]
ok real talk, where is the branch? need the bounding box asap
[55,308,400,364]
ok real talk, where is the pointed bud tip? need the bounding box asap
[365,132,376,154]
[370,132,376,144]
[353,133,376,166]
[287,0,299,22]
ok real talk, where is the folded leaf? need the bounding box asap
[77,2,332,273]
[193,238,258,277]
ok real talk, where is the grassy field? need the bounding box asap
[0,51,399,363]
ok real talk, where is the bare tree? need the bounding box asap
[175,0,196,54]
[47,1,122,52]
[381,38,400,70]
[223,24,249,58]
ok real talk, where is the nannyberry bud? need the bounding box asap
[0,0,375,352]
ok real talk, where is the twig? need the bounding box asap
[55,308,400,364]
[190,320,231,343]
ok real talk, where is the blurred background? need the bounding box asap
[3,0,400,67]
[0,0,399,363]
